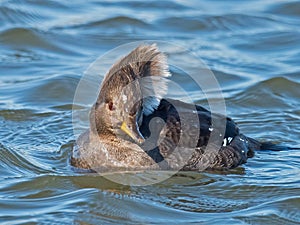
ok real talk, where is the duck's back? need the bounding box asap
[140,99,261,170]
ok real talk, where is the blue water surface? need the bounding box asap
[0,0,300,224]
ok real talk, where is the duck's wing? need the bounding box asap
[140,99,261,170]
[140,98,240,151]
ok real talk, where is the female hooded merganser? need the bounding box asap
[71,44,263,172]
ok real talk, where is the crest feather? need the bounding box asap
[98,44,171,115]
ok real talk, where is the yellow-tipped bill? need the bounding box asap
[121,121,145,144]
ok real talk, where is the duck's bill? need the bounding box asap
[121,121,145,144]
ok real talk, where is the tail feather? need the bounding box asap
[260,142,300,151]
[244,136,300,156]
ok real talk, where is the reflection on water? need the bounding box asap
[0,0,300,224]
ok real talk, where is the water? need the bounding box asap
[1,0,300,224]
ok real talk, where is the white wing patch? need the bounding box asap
[222,137,234,147]
[141,76,169,116]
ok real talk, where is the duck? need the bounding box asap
[71,44,263,172]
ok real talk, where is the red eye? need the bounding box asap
[108,101,114,111]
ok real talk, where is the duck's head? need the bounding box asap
[91,92,145,144]
[90,44,171,144]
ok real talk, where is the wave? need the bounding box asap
[0,187,98,220]
[156,13,280,34]
[93,0,190,10]
[267,1,300,17]
[0,27,85,61]
[55,16,150,31]
[0,74,80,110]
[0,4,47,30]
[230,76,300,108]
[0,143,53,177]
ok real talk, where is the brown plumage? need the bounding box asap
[71,44,262,172]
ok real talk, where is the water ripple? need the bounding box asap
[0,143,53,178]
[267,1,300,17]
[0,0,300,224]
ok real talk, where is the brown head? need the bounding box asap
[90,44,171,144]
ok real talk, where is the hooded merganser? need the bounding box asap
[71,44,262,172]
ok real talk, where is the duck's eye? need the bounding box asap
[108,101,114,111]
